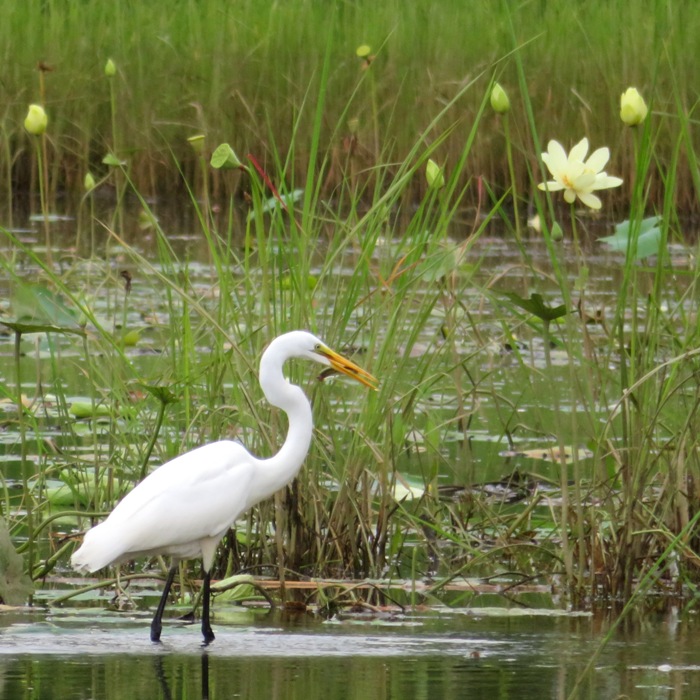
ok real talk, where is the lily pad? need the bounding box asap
[8,283,85,333]
[247,189,304,220]
[500,292,568,322]
[499,446,594,464]
[69,401,112,419]
[598,216,662,260]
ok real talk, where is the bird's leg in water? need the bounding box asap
[151,566,177,642]
[201,570,215,645]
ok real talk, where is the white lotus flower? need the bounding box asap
[538,137,623,210]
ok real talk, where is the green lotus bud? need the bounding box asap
[84,172,96,192]
[490,83,510,114]
[187,134,206,154]
[104,58,116,77]
[210,143,243,170]
[620,87,648,126]
[426,159,445,189]
[24,104,48,135]
[356,45,371,59]
[551,222,564,241]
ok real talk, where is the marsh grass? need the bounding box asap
[2,0,699,214]
[0,0,700,640]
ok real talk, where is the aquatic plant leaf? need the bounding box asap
[501,292,568,321]
[102,153,126,166]
[417,244,464,282]
[210,143,243,169]
[0,320,85,336]
[391,473,426,501]
[280,274,317,291]
[135,382,179,404]
[598,216,662,259]
[247,189,304,220]
[211,574,260,602]
[69,401,112,419]
[45,473,126,507]
[0,517,33,604]
[499,446,594,464]
[9,284,84,332]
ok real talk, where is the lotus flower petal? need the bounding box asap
[538,137,622,210]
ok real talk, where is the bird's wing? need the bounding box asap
[74,441,258,569]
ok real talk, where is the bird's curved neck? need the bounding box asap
[250,347,313,504]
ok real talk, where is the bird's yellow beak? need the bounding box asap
[318,346,378,390]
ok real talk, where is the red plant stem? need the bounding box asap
[245,153,288,212]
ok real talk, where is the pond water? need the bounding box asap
[2,604,700,699]
[2,210,700,699]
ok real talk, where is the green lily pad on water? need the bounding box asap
[247,189,304,221]
[69,401,112,419]
[598,216,662,260]
[4,284,85,335]
[500,292,568,322]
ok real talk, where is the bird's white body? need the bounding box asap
[71,440,255,572]
[69,330,376,642]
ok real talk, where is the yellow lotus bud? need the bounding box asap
[84,172,96,192]
[425,159,445,189]
[490,83,510,114]
[187,134,206,154]
[356,45,371,59]
[104,58,116,77]
[620,87,648,126]
[24,104,48,135]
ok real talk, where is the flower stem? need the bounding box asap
[503,114,521,240]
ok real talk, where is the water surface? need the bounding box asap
[2,604,700,699]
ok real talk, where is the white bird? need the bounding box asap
[71,330,377,644]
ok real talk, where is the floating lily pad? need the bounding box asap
[7,283,85,333]
[598,216,662,260]
[500,292,568,322]
[247,189,304,220]
[499,446,594,464]
[69,401,112,419]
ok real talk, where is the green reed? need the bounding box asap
[1,0,699,214]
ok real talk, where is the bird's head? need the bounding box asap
[278,331,378,390]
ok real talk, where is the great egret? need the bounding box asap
[71,330,377,644]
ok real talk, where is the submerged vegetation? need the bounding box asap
[0,0,699,646]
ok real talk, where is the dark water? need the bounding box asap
[2,605,700,699]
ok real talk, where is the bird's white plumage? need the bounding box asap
[71,440,255,572]
[69,330,376,643]
[70,331,377,574]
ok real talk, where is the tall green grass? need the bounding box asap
[1,0,698,213]
[0,0,699,630]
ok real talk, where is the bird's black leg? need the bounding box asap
[201,569,215,645]
[151,565,178,642]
